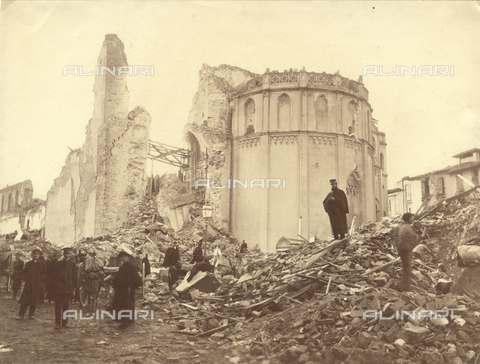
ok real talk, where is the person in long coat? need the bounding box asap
[111,249,142,329]
[45,251,61,304]
[323,179,349,240]
[11,253,24,300]
[163,241,182,290]
[50,247,77,329]
[16,248,46,320]
[190,240,204,264]
[142,254,151,276]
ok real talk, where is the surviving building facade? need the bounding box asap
[0,180,45,235]
[182,65,388,252]
[388,148,480,217]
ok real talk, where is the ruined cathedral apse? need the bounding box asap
[183,65,387,253]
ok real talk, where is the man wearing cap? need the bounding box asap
[16,248,46,320]
[111,248,142,329]
[190,240,204,264]
[396,213,419,292]
[51,247,77,329]
[323,179,349,240]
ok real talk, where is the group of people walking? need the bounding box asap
[14,247,77,328]
[11,246,144,330]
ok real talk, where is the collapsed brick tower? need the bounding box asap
[45,35,151,245]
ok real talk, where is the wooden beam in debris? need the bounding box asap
[148,140,190,167]
[363,257,400,276]
[305,237,349,269]
[419,185,480,219]
[414,198,429,217]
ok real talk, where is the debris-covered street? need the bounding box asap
[2,195,480,364]
[0,290,229,364]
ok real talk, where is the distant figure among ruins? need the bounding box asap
[323,179,349,240]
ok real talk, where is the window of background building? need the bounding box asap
[436,177,445,195]
[473,169,479,185]
[456,174,464,193]
[421,180,430,200]
[405,184,412,202]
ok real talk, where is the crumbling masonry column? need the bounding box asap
[45,35,151,245]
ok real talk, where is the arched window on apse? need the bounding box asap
[245,99,255,135]
[316,95,328,131]
[380,153,384,169]
[278,94,291,131]
[348,100,356,135]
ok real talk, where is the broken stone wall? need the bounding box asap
[184,64,258,231]
[45,35,151,246]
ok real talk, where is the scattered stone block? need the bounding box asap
[383,323,402,342]
[403,323,430,340]
[210,332,225,341]
[398,348,409,359]
[421,349,444,364]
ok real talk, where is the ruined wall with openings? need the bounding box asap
[0,180,34,234]
[45,35,151,245]
[182,65,258,230]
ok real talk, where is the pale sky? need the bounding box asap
[0,1,479,200]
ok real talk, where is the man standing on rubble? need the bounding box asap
[164,240,182,291]
[397,213,419,292]
[190,240,204,264]
[110,248,143,330]
[323,179,349,240]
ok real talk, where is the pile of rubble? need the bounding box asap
[158,199,480,364]
[0,234,61,262]
[73,197,195,264]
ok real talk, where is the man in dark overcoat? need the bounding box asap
[11,253,24,300]
[163,241,182,290]
[16,248,46,320]
[45,250,61,304]
[111,249,142,330]
[190,240,204,264]
[323,179,349,240]
[51,247,77,329]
